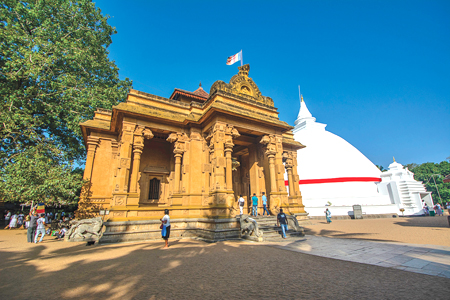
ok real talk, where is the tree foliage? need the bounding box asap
[406,161,450,204]
[0,0,132,204]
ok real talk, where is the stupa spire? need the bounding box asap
[296,95,313,121]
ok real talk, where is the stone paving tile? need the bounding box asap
[372,252,400,260]
[403,267,441,276]
[402,258,433,269]
[278,236,450,278]
[415,254,450,265]
[438,270,450,278]
[422,262,450,273]
[375,261,398,268]
[385,255,415,265]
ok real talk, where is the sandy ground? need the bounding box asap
[304,215,450,247]
[0,216,449,300]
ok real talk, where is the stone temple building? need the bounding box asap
[78,65,306,241]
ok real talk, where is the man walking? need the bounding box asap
[277,208,288,239]
[262,192,270,216]
[27,211,38,243]
[34,214,46,243]
[238,195,245,215]
[251,193,258,217]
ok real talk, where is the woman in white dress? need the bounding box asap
[8,212,18,229]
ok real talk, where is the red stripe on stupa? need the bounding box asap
[284,177,382,185]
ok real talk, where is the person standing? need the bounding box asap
[325,208,332,223]
[277,209,288,239]
[435,203,443,216]
[251,193,258,217]
[262,192,270,216]
[27,211,38,243]
[4,210,11,228]
[7,212,18,230]
[17,212,24,228]
[423,202,429,216]
[34,214,46,243]
[160,209,171,249]
[238,195,245,215]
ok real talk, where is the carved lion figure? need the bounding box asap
[239,215,262,237]
[65,217,104,241]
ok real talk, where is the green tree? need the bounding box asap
[0,0,132,204]
[376,165,386,172]
[407,161,450,204]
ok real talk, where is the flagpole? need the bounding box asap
[241,50,243,66]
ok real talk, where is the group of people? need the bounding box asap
[3,208,71,244]
[27,211,70,243]
[237,192,271,217]
[422,202,449,216]
[3,211,26,230]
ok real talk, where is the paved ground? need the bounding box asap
[273,236,450,278]
[1,216,449,299]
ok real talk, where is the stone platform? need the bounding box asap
[99,213,307,243]
[99,218,241,244]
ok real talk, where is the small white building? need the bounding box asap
[378,161,433,215]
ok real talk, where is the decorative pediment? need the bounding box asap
[209,64,274,107]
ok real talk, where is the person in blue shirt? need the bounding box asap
[277,209,288,239]
[251,193,258,216]
[262,192,270,216]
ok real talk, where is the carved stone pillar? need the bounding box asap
[284,154,294,196]
[268,152,277,192]
[84,136,100,180]
[260,135,277,193]
[130,145,144,193]
[173,150,183,193]
[206,124,240,192]
[291,151,300,196]
[224,143,233,191]
[167,132,188,194]
[130,126,154,193]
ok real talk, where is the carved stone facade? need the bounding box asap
[79,65,305,224]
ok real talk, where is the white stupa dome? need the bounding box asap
[293,97,381,180]
[291,96,396,216]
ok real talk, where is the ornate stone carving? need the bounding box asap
[167,132,189,152]
[269,197,282,215]
[239,215,263,237]
[260,134,277,155]
[65,217,104,242]
[209,64,274,106]
[133,126,153,146]
[231,158,240,171]
[286,215,304,234]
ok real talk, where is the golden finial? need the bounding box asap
[393,156,396,162]
[199,81,202,87]
[301,95,304,102]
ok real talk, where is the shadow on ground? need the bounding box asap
[394,216,449,228]
[1,238,449,300]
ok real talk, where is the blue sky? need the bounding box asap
[95,0,450,169]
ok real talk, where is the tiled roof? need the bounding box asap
[169,85,209,102]
[192,87,209,98]
[444,174,450,183]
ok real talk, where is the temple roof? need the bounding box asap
[169,84,209,102]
